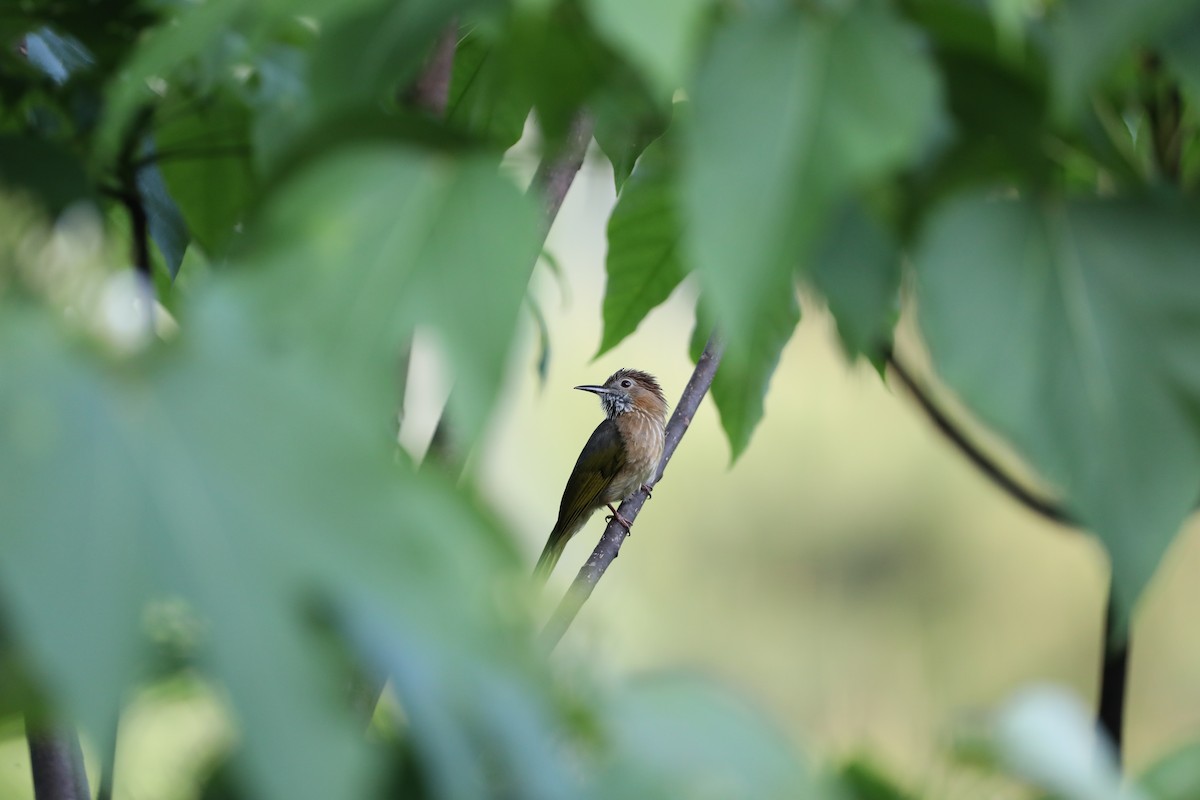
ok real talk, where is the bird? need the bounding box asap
[533,368,669,584]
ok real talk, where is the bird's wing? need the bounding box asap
[553,418,626,537]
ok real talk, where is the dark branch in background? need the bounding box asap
[26,725,90,800]
[117,107,156,279]
[403,19,459,117]
[881,346,1136,751]
[883,347,1074,526]
[1098,597,1129,752]
[541,335,725,650]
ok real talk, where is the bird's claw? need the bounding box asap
[605,504,633,532]
[641,483,654,497]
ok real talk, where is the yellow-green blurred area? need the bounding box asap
[3,155,1200,800]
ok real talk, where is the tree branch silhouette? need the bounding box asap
[882,345,1134,751]
[541,334,724,650]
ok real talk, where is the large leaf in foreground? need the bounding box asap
[915,193,1200,616]
[0,287,534,799]
[682,3,939,455]
[243,146,542,447]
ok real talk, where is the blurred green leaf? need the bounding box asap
[0,305,377,800]
[136,158,190,275]
[808,203,900,362]
[690,290,800,460]
[831,758,916,800]
[155,92,255,255]
[583,0,708,96]
[306,1,478,119]
[596,676,814,799]
[446,25,534,149]
[915,192,1200,617]
[0,135,96,215]
[598,135,685,357]
[97,0,247,165]
[591,73,670,192]
[1138,740,1200,800]
[684,3,937,455]
[1049,0,1200,119]
[242,145,542,448]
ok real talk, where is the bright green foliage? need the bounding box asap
[598,135,685,356]
[916,194,1200,616]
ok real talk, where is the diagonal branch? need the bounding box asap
[540,334,725,650]
[26,723,90,800]
[883,345,1131,751]
[883,347,1074,526]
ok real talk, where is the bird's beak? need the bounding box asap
[574,384,610,395]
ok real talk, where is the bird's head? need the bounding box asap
[575,368,668,421]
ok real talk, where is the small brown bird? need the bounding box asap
[534,368,669,583]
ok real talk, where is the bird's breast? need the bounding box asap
[608,412,665,502]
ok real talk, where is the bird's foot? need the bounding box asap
[641,483,654,498]
[605,503,633,532]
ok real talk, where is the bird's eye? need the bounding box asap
[620,379,632,388]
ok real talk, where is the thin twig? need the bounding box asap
[883,347,1074,525]
[26,724,90,800]
[540,334,725,650]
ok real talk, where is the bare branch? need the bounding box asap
[884,347,1075,526]
[541,334,725,650]
[26,725,89,800]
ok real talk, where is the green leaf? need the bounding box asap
[446,26,534,149]
[155,92,255,255]
[598,676,813,799]
[598,135,685,357]
[1138,740,1200,800]
[683,3,937,454]
[242,146,543,448]
[96,0,247,165]
[591,72,670,191]
[583,0,708,96]
[136,159,190,275]
[690,290,800,461]
[1049,0,1200,118]
[0,306,375,800]
[915,192,1200,616]
[808,203,900,362]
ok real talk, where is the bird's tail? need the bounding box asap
[533,532,568,585]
